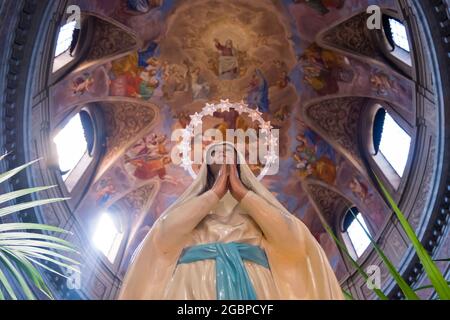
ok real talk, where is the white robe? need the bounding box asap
[118,142,343,300]
[163,192,279,299]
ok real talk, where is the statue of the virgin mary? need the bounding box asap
[118,141,343,300]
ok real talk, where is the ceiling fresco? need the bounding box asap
[49,0,415,279]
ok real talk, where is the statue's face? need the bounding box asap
[226,40,232,48]
[207,144,237,178]
[209,144,236,163]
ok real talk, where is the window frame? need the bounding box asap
[51,105,105,209]
[360,102,415,195]
[340,206,373,261]
[384,16,411,60]
[94,204,131,273]
[49,14,94,85]
[54,20,78,58]
[92,210,125,264]
[370,11,414,76]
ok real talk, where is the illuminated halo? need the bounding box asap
[177,99,278,180]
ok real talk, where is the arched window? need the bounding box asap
[386,18,410,52]
[52,20,80,72]
[53,110,96,192]
[372,108,411,177]
[382,16,411,66]
[342,207,372,259]
[92,211,124,263]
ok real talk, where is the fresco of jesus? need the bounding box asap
[214,39,239,80]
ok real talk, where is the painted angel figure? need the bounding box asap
[119,142,343,300]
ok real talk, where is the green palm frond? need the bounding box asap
[323,224,389,300]
[342,290,354,300]
[347,209,419,300]
[0,186,56,205]
[0,223,71,234]
[375,175,450,300]
[0,157,79,300]
[0,198,69,219]
[414,282,450,292]
[0,159,40,185]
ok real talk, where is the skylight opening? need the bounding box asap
[53,113,88,181]
[379,112,411,177]
[92,212,123,263]
[388,18,410,52]
[347,212,371,258]
[55,20,77,57]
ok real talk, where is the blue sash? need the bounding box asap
[177,242,270,300]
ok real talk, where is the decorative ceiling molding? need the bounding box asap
[320,12,379,59]
[96,100,158,179]
[113,179,160,257]
[303,179,349,226]
[305,96,365,169]
[82,16,139,66]
[113,180,159,223]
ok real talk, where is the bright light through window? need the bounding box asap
[53,113,88,180]
[389,18,410,52]
[92,212,123,263]
[347,212,371,258]
[379,112,411,177]
[55,21,76,57]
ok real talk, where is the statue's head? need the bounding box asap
[204,142,241,191]
[206,142,237,175]
[225,39,233,48]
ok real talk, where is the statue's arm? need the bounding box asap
[240,191,303,254]
[154,190,219,253]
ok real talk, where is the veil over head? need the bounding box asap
[119,141,344,300]
[162,141,292,218]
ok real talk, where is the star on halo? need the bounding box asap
[190,112,203,127]
[233,101,248,114]
[260,121,273,134]
[218,99,231,112]
[249,109,263,122]
[203,103,217,117]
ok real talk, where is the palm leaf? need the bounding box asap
[348,209,419,300]
[0,239,79,253]
[0,223,71,234]
[0,186,56,205]
[0,198,69,218]
[375,175,450,300]
[25,256,71,279]
[343,290,354,300]
[0,266,17,300]
[414,282,450,292]
[0,153,9,162]
[0,232,76,248]
[0,159,40,185]
[0,251,35,300]
[3,248,53,299]
[3,245,80,265]
[323,224,389,300]
[18,250,80,273]
[0,157,79,300]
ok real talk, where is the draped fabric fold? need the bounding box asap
[178,242,270,300]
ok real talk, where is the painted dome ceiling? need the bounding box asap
[49,0,415,280]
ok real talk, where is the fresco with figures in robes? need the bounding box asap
[50,0,412,279]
